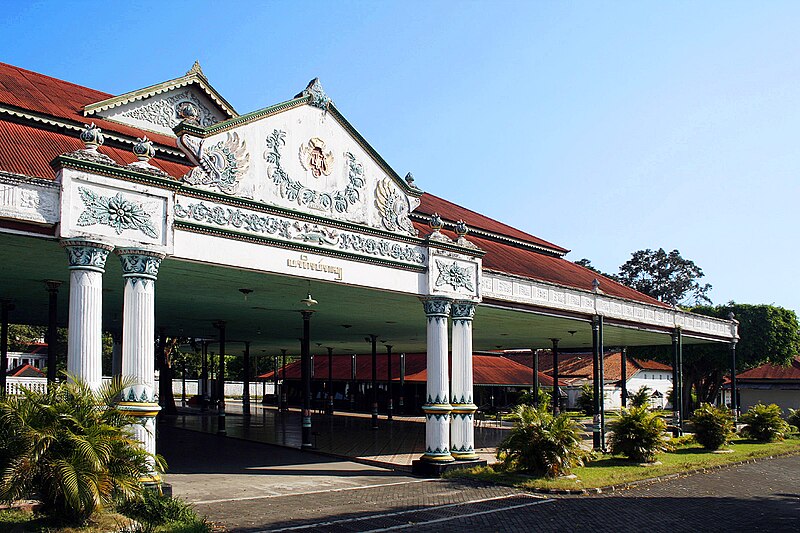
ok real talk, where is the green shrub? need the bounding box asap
[118,490,208,531]
[691,403,734,450]
[628,386,653,408]
[0,377,165,524]
[609,406,671,463]
[788,408,800,432]
[577,383,594,415]
[740,403,791,442]
[497,405,590,478]
[516,388,551,411]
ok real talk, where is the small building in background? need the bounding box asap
[735,356,800,414]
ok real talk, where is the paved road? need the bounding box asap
[159,425,800,532]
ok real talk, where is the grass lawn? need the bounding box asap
[447,434,800,491]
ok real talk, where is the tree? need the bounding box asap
[616,248,712,306]
[628,385,653,408]
[0,377,163,524]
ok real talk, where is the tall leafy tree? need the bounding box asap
[616,248,712,306]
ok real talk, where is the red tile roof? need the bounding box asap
[505,351,671,383]
[417,194,568,254]
[258,353,560,387]
[6,363,45,378]
[737,356,800,381]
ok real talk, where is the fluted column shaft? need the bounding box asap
[61,239,113,391]
[451,301,477,460]
[116,248,164,481]
[421,297,453,463]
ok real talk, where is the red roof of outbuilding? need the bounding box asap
[6,363,45,378]
[505,351,671,383]
[737,356,800,381]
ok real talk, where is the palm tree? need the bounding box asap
[0,376,165,524]
[628,385,653,408]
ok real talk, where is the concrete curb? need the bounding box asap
[527,449,800,495]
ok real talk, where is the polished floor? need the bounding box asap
[163,401,507,469]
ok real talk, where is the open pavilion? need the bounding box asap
[0,61,738,479]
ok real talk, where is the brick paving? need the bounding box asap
[160,424,800,532]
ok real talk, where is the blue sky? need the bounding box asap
[3,1,799,313]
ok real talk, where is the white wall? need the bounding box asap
[739,387,800,414]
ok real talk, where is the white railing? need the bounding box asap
[5,376,48,395]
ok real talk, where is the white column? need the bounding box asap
[451,301,478,460]
[116,248,164,481]
[421,297,453,463]
[61,239,113,390]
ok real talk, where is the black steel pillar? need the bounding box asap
[214,321,227,435]
[326,347,334,415]
[620,346,628,408]
[45,281,61,383]
[350,353,357,411]
[201,341,209,411]
[369,334,379,429]
[272,354,278,406]
[730,340,739,420]
[532,348,539,408]
[300,310,314,448]
[671,328,683,436]
[399,352,405,414]
[280,348,288,412]
[551,338,560,416]
[181,357,187,407]
[243,341,251,417]
[592,316,602,450]
[0,301,13,395]
[157,328,167,409]
[386,344,393,421]
[598,316,606,450]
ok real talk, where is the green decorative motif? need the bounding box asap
[123,387,154,403]
[175,201,292,239]
[265,129,366,214]
[425,446,451,454]
[426,393,450,404]
[183,132,250,196]
[117,249,163,281]
[76,187,158,239]
[435,260,475,292]
[62,240,113,272]
[421,297,451,317]
[451,301,476,320]
[451,444,474,452]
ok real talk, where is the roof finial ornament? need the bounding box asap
[592,278,603,294]
[426,213,451,243]
[404,172,420,190]
[79,123,104,150]
[298,78,332,110]
[186,60,206,79]
[133,136,155,162]
[454,219,479,249]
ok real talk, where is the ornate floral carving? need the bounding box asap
[116,249,164,280]
[374,178,417,236]
[299,137,334,178]
[121,90,219,129]
[183,132,250,196]
[264,129,366,214]
[61,239,113,271]
[435,260,475,292]
[421,297,452,317]
[76,187,158,239]
[173,200,426,265]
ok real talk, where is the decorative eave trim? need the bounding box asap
[84,73,237,119]
[0,170,60,190]
[176,184,426,246]
[425,236,487,258]
[408,212,567,257]
[0,104,187,159]
[173,97,307,137]
[52,154,181,191]
[174,220,427,273]
[172,96,421,200]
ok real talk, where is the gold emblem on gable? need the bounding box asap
[299,137,334,178]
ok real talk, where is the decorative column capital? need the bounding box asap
[451,300,476,321]
[45,280,62,293]
[421,297,452,317]
[61,239,113,272]
[115,248,165,281]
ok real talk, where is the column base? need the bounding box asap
[412,458,486,477]
[451,451,479,460]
